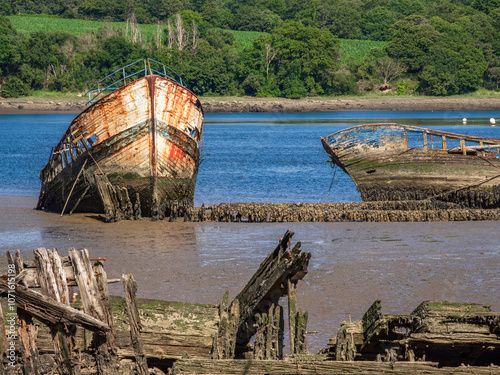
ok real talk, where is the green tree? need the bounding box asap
[328,1,363,39]
[387,15,441,72]
[361,6,395,41]
[269,20,341,97]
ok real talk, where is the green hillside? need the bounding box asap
[8,15,385,63]
[7,15,161,39]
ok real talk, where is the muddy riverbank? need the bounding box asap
[1,195,499,353]
[2,95,500,114]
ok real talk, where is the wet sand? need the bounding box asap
[1,195,499,352]
[2,95,500,113]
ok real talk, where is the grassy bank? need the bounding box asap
[7,15,387,61]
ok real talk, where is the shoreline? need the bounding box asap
[1,95,500,114]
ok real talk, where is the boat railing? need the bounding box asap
[85,58,184,105]
[401,125,500,157]
[326,123,500,158]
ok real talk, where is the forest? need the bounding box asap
[1,0,500,98]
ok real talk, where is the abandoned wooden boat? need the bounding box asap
[321,123,500,208]
[37,58,204,220]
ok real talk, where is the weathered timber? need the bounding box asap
[27,296,219,362]
[34,247,79,375]
[327,300,500,367]
[294,309,308,355]
[7,250,41,375]
[287,278,297,355]
[122,274,148,375]
[173,359,500,375]
[322,123,500,208]
[214,230,310,358]
[0,283,110,333]
[68,248,120,374]
[37,59,204,220]
[93,261,117,353]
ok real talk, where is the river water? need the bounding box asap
[1,110,499,352]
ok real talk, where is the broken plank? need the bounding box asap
[0,282,110,333]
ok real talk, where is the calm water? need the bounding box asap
[1,110,500,352]
[2,110,500,203]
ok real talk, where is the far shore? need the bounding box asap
[1,95,500,114]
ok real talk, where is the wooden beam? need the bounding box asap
[172,359,499,375]
[0,282,110,333]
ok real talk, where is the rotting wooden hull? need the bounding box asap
[37,73,204,220]
[322,124,500,208]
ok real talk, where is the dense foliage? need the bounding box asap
[1,0,500,98]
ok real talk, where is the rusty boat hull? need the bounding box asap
[37,64,204,220]
[321,123,500,208]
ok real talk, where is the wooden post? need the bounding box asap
[122,274,148,375]
[295,309,308,354]
[442,135,447,150]
[61,159,88,216]
[423,131,427,150]
[274,304,284,360]
[7,250,40,375]
[265,305,274,359]
[288,278,297,355]
[93,261,117,354]
[461,139,466,155]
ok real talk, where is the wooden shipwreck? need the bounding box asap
[1,231,499,375]
[322,123,500,208]
[36,58,204,221]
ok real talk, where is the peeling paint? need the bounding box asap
[37,71,204,219]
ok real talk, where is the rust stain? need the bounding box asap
[37,71,204,217]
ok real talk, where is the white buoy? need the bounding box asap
[462,118,467,124]
[491,118,496,126]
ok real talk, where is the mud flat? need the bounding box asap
[2,95,500,113]
[1,196,499,357]
[1,231,499,374]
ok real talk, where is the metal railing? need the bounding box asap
[85,58,185,105]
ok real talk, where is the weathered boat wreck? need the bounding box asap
[1,231,499,374]
[322,123,500,208]
[36,58,204,221]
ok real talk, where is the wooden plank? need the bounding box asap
[8,250,41,375]
[34,247,76,375]
[172,359,500,375]
[93,261,117,354]
[0,282,110,333]
[68,248,119,374]
[122,274,148,375]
